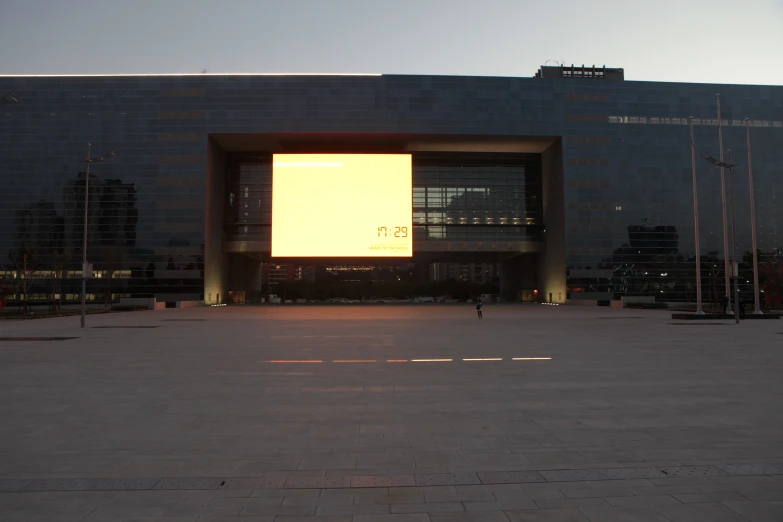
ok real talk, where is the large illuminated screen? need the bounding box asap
[272,154,412,257]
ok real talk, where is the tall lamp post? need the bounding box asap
[0,92,18,106]
[716,94,732,311]
[688,117,704,314]
[80,144,116,328]
[745,119,762,315]
[701,151,739,324]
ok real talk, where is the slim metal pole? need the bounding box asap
[689,117,704,314]
[727,150,739,324]
[81,143,91,328]
[745,119,762,314]
[717,94,732,312]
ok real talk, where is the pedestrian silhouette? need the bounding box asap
[476,300,483,320]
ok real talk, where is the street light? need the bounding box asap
[745,119,762,315]
[0,92,18,106]
[80,144,116,328]
[701,150,739,324]
[716,94,732,309]
[688,117,704,315]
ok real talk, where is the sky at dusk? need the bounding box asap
[0,0,781,85]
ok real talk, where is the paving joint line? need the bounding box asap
[6,464,782,492]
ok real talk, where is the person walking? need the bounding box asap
[476,299,483,320]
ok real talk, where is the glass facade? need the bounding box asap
[412,152,542,242]
[224,155,272,241]
[0,73,780,305]
[223,152,543,244]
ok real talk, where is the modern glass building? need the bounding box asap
[1,66,781,306]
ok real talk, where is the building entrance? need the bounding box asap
[205,134,566,305]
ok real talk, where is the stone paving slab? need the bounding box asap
[478,472,546,484]
[538,470,610,482]
[152,477,224,490]
[599,468,668,480]
[284,477,352,489]
[414,473,482,486]
[351,475,416,488]
[657,465,730,478]
[0,479,30,492]
[716,463,783,476]
[13,464,776,493]
[219,477,286,490]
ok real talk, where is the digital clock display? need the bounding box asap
[272,154,413,257]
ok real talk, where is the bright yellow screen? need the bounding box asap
[272,154,412,257]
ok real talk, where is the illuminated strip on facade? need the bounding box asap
[608,116,782,127]
[0,73,382,78]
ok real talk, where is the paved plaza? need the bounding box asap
[0,304,782,521]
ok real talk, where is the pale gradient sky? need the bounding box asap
[1,0,782,85]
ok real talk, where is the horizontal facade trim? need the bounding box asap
[158,133,205,141]
[157,155,204,164]
[563,93,607,102]
[156,200,202,210]
[567,180,611,189]
[566,158,610,167]
[566,136,610,145]
[568,202,614,211]
[158,89,207,97]
[156,178,203,186]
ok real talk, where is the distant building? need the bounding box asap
[62,173,138,254]
[14,200,63,252]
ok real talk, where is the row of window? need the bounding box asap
[3,293,131,301]
[608,116,783,127]
[224,224,542,241]
[0,270,133,279]
[226,154,544,235]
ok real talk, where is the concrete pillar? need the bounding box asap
[253,262,265,292]
[204,137,228,305]
[540,139,567,304]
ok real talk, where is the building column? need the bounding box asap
[539,139,567,304]
[204,137,228,305]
